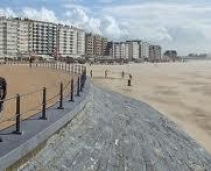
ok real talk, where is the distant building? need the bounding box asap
[77,28,85,56]
[31,20,57,56]
[57,24,78,58]
[140,42,149,59]
[126,40,141,59]
[85,33,107,57]
[163,50,177,61]
[149,45,162,61]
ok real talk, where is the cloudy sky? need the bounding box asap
[0,0,211,55]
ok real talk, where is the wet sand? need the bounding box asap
[89,61,211,153]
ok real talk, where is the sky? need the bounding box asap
[0,0,211,55]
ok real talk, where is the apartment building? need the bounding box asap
[101,37,107,56]
[149,45,162,61]
[140,42,149,59]
[57,24,77,58]
[31,20,57,56]
[85,33,94,56]
[113,42,120,58]
[126,40,140,59]
[0,17,6,58]
[77,28,85,56]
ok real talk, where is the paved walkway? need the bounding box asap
[18,85,211,171]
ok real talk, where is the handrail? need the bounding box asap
[0,61,87,135]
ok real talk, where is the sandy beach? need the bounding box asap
[88,61,211,153]
[0,65,73,129]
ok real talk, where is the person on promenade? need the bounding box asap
[0,77,7,112]
[129,74,132,80]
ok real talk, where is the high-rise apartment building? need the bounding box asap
[77,28,85,56]
[57,24,77,58]
[85,33,108,57]
[149,45,162,61]
[101,37,107,56]
[140,42,149,59]
[127,40,140,59]
[31,20,57,56]
[85,33,94,56]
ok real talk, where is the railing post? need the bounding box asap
[77,77,80,96]
[69,79,74,101]
[13,94,21,135]
[57,82,64,109]
[80,75,83,92]
[41,87,47,120]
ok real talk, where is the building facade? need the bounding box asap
[77,29,85,56]
[140,42,149,59]
[85,33,94,56]
[57,25,77,58]
[31,20,57,56]
[127,40,140,59]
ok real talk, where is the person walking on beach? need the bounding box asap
[0,77,7,112]
[105,69,108,78]
[90,70,92,78]
[121,71,125,79]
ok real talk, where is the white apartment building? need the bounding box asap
[17,20,31,56]
[127,41,140,59]
[77,29,85,56]
[0,17,6,58]
[140,42,149,59]
[114,43,120,58]
[57,25,77,58]
[32,20,57,55]
[120,42,126,59]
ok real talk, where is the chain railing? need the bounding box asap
[0,61,87,138]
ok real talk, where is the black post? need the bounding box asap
[71,64,73,73]
[80,75,83,92]
[41,87,47,120]
[77,77,80,96]
[57,82,64,109]
[69,79,74,101]
[56,63,58,70]
[14,94,21,134]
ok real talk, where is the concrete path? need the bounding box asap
[18,85,211,171]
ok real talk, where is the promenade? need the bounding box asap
[18,84,211,171]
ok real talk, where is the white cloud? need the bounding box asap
[21,7,58,23]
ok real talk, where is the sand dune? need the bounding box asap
[89,61,211,153]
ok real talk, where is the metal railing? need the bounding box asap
[0,61,87,137]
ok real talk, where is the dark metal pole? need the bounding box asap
[69,79,74,101]
[41,87,47,120]
[57,82,64,109]
[80,75,83,92]
[77,77,80,96]
[14,94,21,134]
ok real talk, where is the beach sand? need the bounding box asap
[0,65,73,129]
[89,61,211,153]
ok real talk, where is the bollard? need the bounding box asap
[13,94,22,134]
[56,63,58,70]
[41,87,47,120]
[69,79,74,101]
[77,77,80,96]
[57,82,64,109]
[127,79,131,86]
